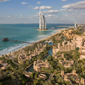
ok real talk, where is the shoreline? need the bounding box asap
[0,28,65,57]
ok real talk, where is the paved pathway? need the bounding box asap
[12,59,19,66]
[47,72,56,82]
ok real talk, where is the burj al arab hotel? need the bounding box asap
[37,11,48,30]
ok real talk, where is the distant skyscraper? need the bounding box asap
[39,11,46,30]
[75,23,77,29]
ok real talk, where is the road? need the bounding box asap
[12,59,19,66]
[47,72,56,82]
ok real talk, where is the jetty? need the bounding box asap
[2,38,32,44]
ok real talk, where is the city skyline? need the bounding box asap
[0,0,85,24]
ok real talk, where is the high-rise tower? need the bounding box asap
[39,11,46,30]
[75,23,77,29]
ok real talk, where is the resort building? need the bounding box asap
[53,53,64,59]
[62,29,76,39]
[80,46,85,59]
[77,24,85,29]
[73,35,85,48]
[53,53,74,68]
[53,35,85,56]
[39,11,46,30]
[53,41,76,54]
[59,58,74,68]
[55,35,63,41]
[38,74,47,80]
[18,54,29,64]
[0,60,9,70]
[18,44,47,64]
[74,23,85,33]
[61,70,85,85]
[79,38,85,59]
[33,59,50,72]
[24,71,32,78]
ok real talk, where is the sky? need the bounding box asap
[0,0,85,24]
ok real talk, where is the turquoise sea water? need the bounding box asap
[0,24,74,56]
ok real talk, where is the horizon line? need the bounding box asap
[0,23,75,24]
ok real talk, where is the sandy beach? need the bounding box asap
[0,28,65,57]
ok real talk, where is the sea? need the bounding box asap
[0,24,74,56]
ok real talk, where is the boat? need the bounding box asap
[51,27,55,29]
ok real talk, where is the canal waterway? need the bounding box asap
[26,49,52,72]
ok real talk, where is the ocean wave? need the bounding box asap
[0,40,36,56]
[0,29,60,56]
[37,30,58,40]
[0,43,27,56]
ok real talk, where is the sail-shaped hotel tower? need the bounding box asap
[39,11,47,30]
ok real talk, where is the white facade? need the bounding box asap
[75,23,77,29]
[39,11,46,30]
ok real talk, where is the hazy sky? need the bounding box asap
[0,0,85,24]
